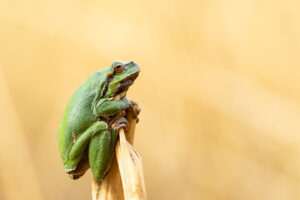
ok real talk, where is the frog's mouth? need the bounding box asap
[112,72,139,100]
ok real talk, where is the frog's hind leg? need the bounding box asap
[88,123,119,181]
[66,121,108,178]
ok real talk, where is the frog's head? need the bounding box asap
[103,61,140,99]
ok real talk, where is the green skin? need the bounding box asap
[58,61,140,181]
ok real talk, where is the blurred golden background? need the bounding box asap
[0,0,300,199]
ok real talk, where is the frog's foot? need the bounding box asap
[110,117,128,132]
[126,100,141,123]
[66,153,90,180]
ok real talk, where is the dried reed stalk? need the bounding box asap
[92,108,146,200]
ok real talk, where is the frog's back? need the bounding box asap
[58,71,106,163]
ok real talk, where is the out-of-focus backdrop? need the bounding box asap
[0,0,300,200]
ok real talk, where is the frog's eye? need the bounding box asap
[114,63,125,73]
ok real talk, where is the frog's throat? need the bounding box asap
[108,91,126,101]
[113,71,139,96]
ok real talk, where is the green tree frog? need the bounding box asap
[58,61,140,181]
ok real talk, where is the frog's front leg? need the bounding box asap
[97,98,131,116]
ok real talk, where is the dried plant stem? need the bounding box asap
[92,115,146,200]
[116,129,146,199]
